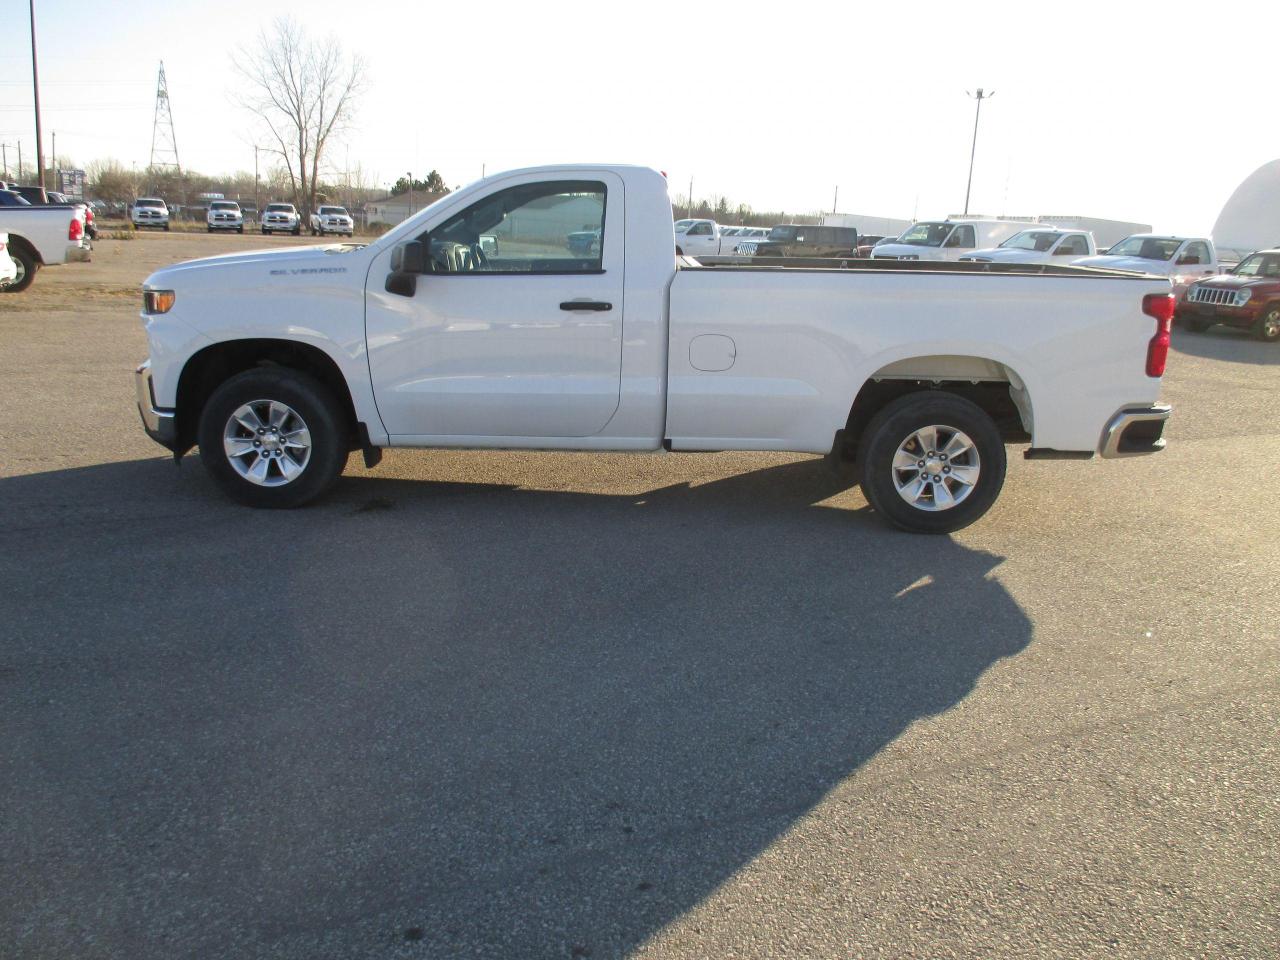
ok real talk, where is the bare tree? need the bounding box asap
[234,17,364,215]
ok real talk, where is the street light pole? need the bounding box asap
[963,88,994,217]
[29,0,45,189]
[406,172,413,225]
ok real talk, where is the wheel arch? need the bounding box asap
[835,353,1034,463]
[6,234,42,265]
[174,338,360,454]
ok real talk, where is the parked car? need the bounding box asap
[872,219,1039,261]
[1177,248,1280,341]
[567,227,601,257]
[960,228,1096,265]
[134,163,1172,534]
[0,201,90,292]
[0,190,31,207]
[44,191,97,240]
[309,205,354,237]
[738,224,858,258]
[261,203,301,235]
[207,200,245,234]
[855,235,886,257]
[1074,235,1218,297]
[132,198,170,231]
[0,233,16,289]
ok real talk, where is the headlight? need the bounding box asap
[1236,288,1252,305]
[143,289,176,314]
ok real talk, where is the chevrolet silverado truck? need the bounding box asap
[960,227,1095,264]
[0,201,90,293]
[134,164,1173,533]
[1178,248,1280,342]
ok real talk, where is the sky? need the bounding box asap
[2,0,1276,235]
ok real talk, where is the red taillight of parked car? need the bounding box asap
[68,217,84,242]
[1143,292,1175,377]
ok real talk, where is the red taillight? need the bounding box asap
[68,217,83,241]
[1143,292,1175,377]
[85,207,94,224]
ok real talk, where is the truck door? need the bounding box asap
[682,221,717,256]
[364,173,625,439]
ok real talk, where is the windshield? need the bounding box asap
[210,202,238,211]
[767,226,798,241]
[1106,236,1181,261]
[1232,253,1280,278]
[265,204,294,213]
[319,206,348,216]
[1000,230,1060,252]
[895,222,953,247]
[136,199,165,209]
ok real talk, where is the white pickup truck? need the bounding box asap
[309,205,355,237]
[1074,235,1219,298]
[0,202,90,293]
[959,227,1096,265]
[674,219,739,258]
[134,164,1173,533]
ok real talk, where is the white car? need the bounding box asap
[1074,235,1219,298]
[309,205,354,237]
[0,233,17,289]
[131,198,170,231]
[206,200,244,234]
[261,203,301,236]
[960,228,1096,265]
[134,163,1172,534]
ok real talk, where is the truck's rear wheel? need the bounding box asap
[197,369,348,508]
[3,246,37,293]
[857,392,1006,534]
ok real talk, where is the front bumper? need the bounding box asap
[1099,403,1171,458]
[135,360,179,451]
[1178,301,1259,329]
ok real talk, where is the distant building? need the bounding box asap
[364,192,449,227]
[821,212,912,237]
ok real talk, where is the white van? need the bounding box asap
[871,219,1039,262]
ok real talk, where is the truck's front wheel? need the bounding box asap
[197,369,348,508]
[857,393,1006,534]
[2,246,37,293]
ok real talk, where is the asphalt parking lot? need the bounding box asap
[2,231,1278,959]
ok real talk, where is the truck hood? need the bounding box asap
[1073,254,1172,275]
[961,247,1049,264]
[143,243,365,286]
[1191,273,1257,288]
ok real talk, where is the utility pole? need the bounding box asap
[832,185,839,214]
[18,141,23,182]
[963,88,994,217]
[254,145,259,216]
[2,143,7,179]
[406,172,413,224]
[50,130,55,185]
[29,0,45,189]
[688,176,693,217]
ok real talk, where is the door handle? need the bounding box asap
[560,300,612,311]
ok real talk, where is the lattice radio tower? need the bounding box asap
[148,61,181,175]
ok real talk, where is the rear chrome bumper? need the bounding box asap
[135,360,178,450]
[1099,403,1171,458]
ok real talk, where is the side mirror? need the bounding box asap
[386,240,427,297]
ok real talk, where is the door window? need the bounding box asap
[1182,241,1210,266]
[688,222,713,236]
[1055,234,1089,256]
[423,180,606,274]
[946,225,976,248]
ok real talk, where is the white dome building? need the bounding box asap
[1213,160,1280,257]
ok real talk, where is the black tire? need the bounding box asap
[3,245,38,293]
[292,226,301,236]
[262,228,270,235]
[197,368,349,509]
[237,226,244,234]
[857,392,1006,534]
[163,224,170,232]
[1253,305,1280,342]
[207,226,214,233]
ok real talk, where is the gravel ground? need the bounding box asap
[1,232,1277,959]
